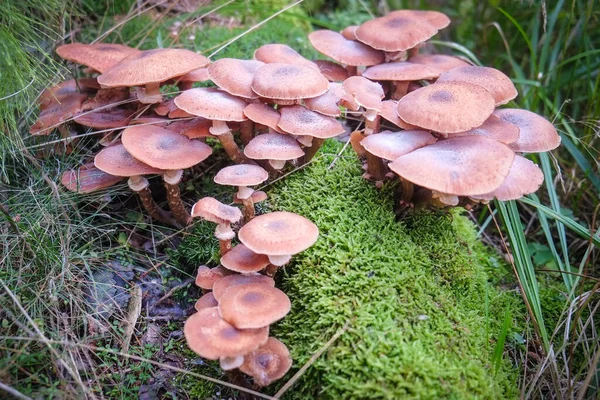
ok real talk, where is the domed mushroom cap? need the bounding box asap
[220,244,270,274]
[184,307,268,360]
[208,58,265,99]
[304,82,345,117]
[396,82,496,134]
[243,103,283,133]
[212,274,275,302]
[308,30,384,66]
[494,108,561,153]
[362,61,440,81]
[253,44,317,70]
[277,105,345,138]
[218,283,291,329]
[240,337,292,387]
[195,292,218,311]
[191,197,242,224]
[251,63,329,101]
[361,130,436,160]
[74,108,135,129]
[121,125,212,170]
[238,211,319,256]
[214,164,269,187]
[39,78,99,109]
[471,155,544,201]
[379,100,419,130]
[166,118,212,139]
[61,164,124,193]
[389,9,451,30]
[56,43,142,73]
[195,265,228,290]
[408,54,471,74]
[174,67,210,84]
[342,76,384,116]
[355,13,439,52]
[437,66,518,106]
[174,87,248,122]
[97,48,210,87]
[244,133,304,161]
[340,25,358,40]
[312,60,349,82]
[389,136,515,195]
[447,114,520,144]
[94,143,164,177]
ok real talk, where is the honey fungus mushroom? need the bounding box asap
[191,197,242,255]
[240,337,292,387]
[214,164,269,221]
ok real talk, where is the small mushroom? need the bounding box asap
[220,244,270,274]
[191,197,242,255]
[212,274,275,301]
[240,337,292,387]
[214,164,269,221]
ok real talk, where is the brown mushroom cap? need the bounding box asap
[362,61,440,81]
[155,99,194,118]
[165,118,212,139]
[74,108,135,129]
[240,337,292,387]
[471,155,544,201]
[208,58,264,99]
[389,9,451,30]
[253,44,318,70]
[218,283,291,329]
[494,108,561,153]
[238,211,319,256]
[184,307,268,360]
[408,54,471,74]
[214,164,269,187]
[304,82,345,117]
[251,63,329,101]
[56,43,142,73]
[30,93,87,135]
[388,136,515,195]
[308,30,385,66]
[220,244,270,274]
[277,105,345,138]
[174,87,248,122]
[94,143,164,177]
[195,265,228,290]
[396,82,495,134]
[97,48,209,88]
[379,100,419,130]
[244,133,304,161]
[191,197,242,224]
[121,125,212,170]
[212,274,275,302]
[195,292,219,311]
[174,67,210,84]
[340,26,359,40]
[342,76,384,116]
[360,130,436,160]
[243,103,283,133]
[355,13,439,52]
[447,114,520,144]
[312,60,349,82]
[39,78,99,109]
[436,66,518,106]
[61,164,124,193]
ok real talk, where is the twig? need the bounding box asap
[0,382,33,400]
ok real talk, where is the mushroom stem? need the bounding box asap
[391,81,409,100]
[177,81,194,91]
[365,153,385,182]
[264,264,278,277]
[210,121,250,164]
[301,137,325,165]
[215,223,235,256]
[241,197,255,222]
[139,82,162,104]
[239,120,254,145]
[128,176,179,226]
[346,65,358,76]
[364,114,381,135]
[399,178,415,204]
[163,170,192,226]
[219,239,232,256]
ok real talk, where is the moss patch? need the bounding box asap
[266,142,519,399]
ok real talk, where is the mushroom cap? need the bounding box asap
[74,108,135,129]
[408,54,471,74]
[30,93,87,135]
[244,133,304,161]
[471,155,544,201]
[355,13,439,52]
[184,307,268,360]
[218,283,291,329]
[253,44,318,70]
[191,197,242,224]
[61,164,124,193]
[342,76,384,113]
[243,103,283,133]
[447,114,520,144]
[94,143,164,177]
[56,43,142,73]
[389,9,451,30]
[175,67,210,83]
[121,125,212,170]
[208,58,265,99]
[195,265,228,290]
[277,105,345,138]
[308,30,385,66]
[388,136,515,195]
[238,211,319,256]
[154,99,194,118]
[174,87,248,122]
[166,118,212,139]
[214,164,269,187]
[220,244,270,274]
[304,82,345,117]
[379,100,419,130]
[212,274,275,302]
[396,82,495,134]
[234,190,268,205]
[195,292,219,311]
[39,78,99,109]
[362,61,440,81]
[312,60,349,82]
[494,108,561,153]
[97,48,210,87]
[251,63,329,101]
[340,25,358,40]
[361,130,436,160]
[240,337,292,387]
[436,66,518,106]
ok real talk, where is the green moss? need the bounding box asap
[266,143,519,399]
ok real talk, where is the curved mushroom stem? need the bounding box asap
[163,169,192,226]
[210,121,250,164]
[138,82,163,104]
[391,81,409,100]
[128,176,179,226]
[239,120,254,145]
[215,223,235,256]
[238,187,256,223]
[301,137,325,165]
[399,178,415,205]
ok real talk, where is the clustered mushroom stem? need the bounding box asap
[400,178,415,204]
[301,137,325,165]
[139,82,162,104]
[364,114,381,135]
[218,131,251,164]
[265,264,278,277]
[163,170,192,226]
[219,239,232,256]
[366,153,385,182]
[346,65,358,76]
[129,177,178,226]
[391,81,409,100]
[239,120,254,145]
[241,197,255,222]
